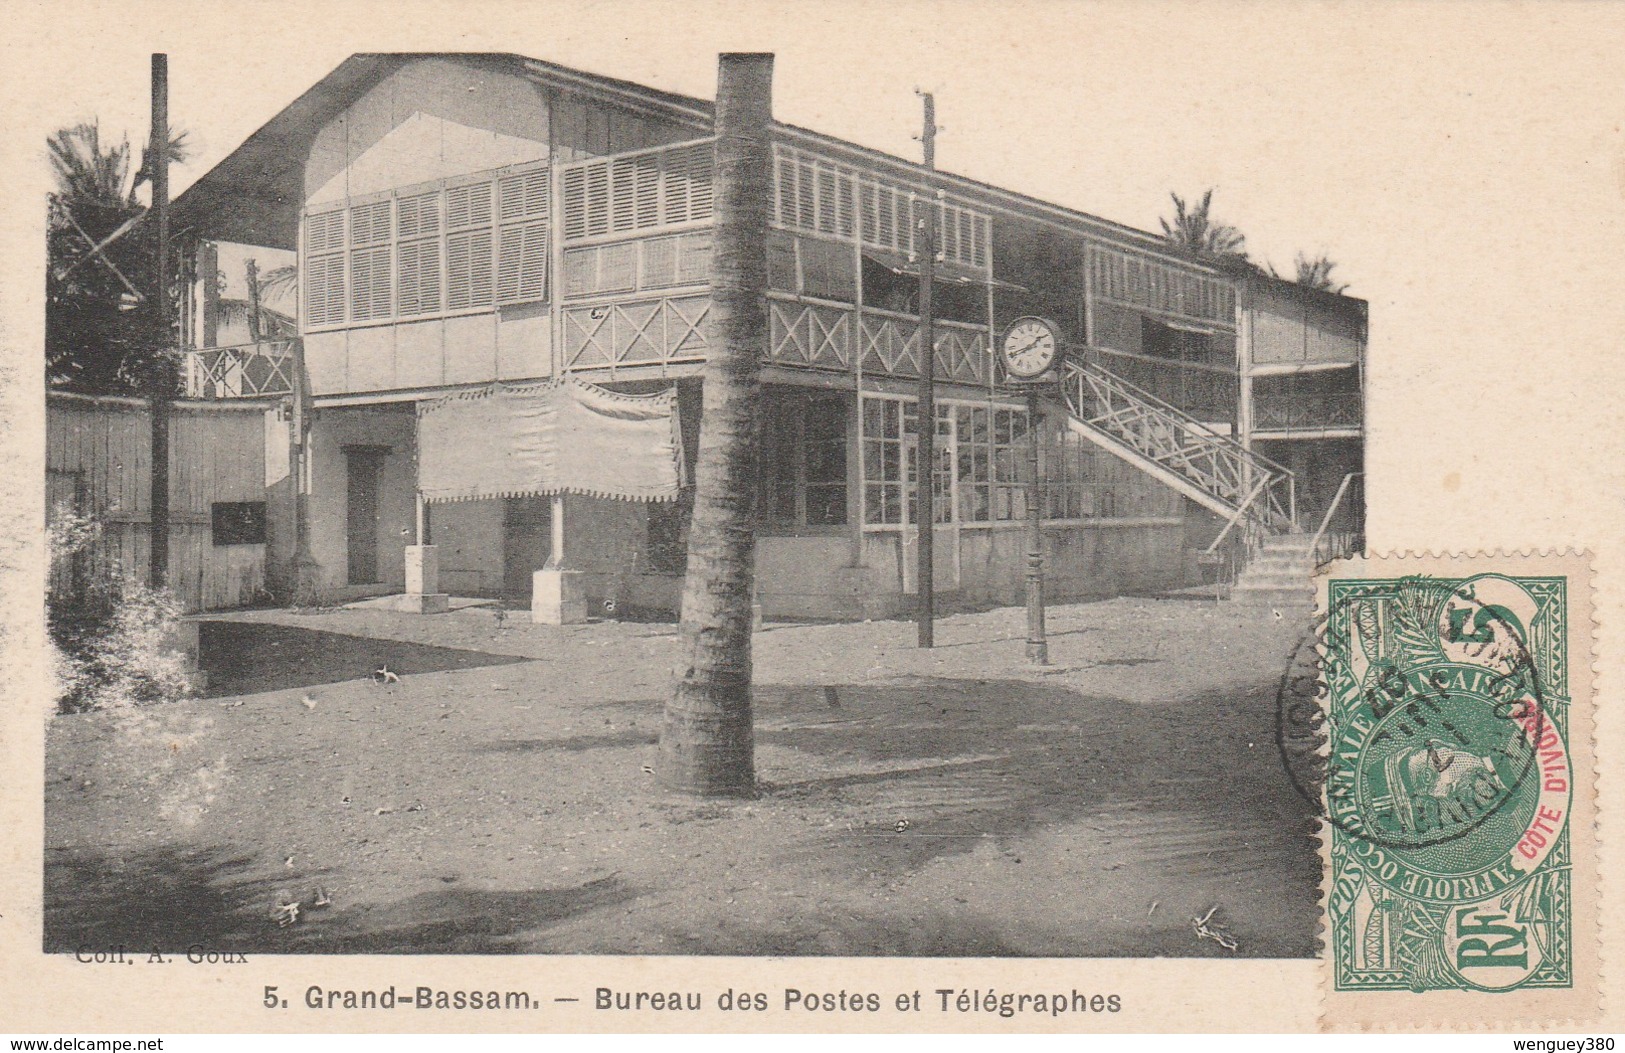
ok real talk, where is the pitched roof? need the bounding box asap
[174,51,1364,309]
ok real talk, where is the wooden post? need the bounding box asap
[245,258,263,343]
[148,53,172,589]
[914,91,937,649]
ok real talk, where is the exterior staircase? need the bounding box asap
[1230,532,1317,608]
[1059,356,1296,532]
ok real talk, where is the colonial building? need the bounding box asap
[172,52,1366,620]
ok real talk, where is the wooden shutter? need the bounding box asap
[445,182,493,230]
[497,169,549,305]
[303,210,347,326]
[446,181,495,309]
[304,252,345,327]
[349,246,392,321]
[397,190,442,315]
[446,229,494,309]
[497,223,547,303]
[397,238,441,314]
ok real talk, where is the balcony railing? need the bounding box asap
[1252,391,1362,432]
[767,298,988,385]
[185,340,294,399]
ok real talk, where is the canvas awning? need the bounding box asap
[861,248,1027,292]
[416,376,683,503]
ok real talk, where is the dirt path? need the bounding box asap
[45,597,1319,957]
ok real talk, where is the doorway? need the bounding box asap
[502,496,553,606]
[344,446,388,585]
[900,408,961,594]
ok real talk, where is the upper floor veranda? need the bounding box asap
[175,53,1366,433]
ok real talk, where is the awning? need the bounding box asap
[417,376,684,503]
[861,249,1027,292]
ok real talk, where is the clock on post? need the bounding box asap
[999,316,1063,382]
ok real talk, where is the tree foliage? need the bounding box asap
[46,121,190,396]
[1159,188,1249,267]
[1291,252,1348,294]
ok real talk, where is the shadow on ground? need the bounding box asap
[198,622,527,697]
[44,844,634,955]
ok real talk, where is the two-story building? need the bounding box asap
[172,52,1367,620]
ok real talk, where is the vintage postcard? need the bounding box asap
[1,0,1621,1037]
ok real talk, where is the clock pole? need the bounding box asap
[1023,382,1049,665]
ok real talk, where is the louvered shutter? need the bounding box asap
[348,201,393,320]
[304,252,346,327]
[446,182,495,309]
[303,210,347,326]
[397,190,442,314]
[497,169,549,304]
[447,229,494,309]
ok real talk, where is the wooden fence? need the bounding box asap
[46,392,273,612]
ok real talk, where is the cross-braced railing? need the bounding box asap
[1061,356,1297,533]
[185,339,296,399]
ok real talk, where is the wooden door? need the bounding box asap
[345,447,386,585]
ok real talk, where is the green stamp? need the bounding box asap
[1291,573,1573,994]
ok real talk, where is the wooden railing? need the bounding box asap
[1253,390,1362,432]
[185,340,295,399]
[1063,355,1296,532]
[766,298,988,385]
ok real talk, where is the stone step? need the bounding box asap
[1231,583,1315,607]
[1248,555,1313,572]
[1238,570,1311,588]
[1261,538,1317,554]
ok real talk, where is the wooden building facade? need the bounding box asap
[172,52,1367,619]
[46,392,275,612]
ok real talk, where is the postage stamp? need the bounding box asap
[1301,552,1598,1029]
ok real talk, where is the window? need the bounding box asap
[798,237,856,303]
[212,502,267,546]
[863,395,1030,526]
[762,390,849,528]
[862,396,913,525]
[497,168,550,303]
[1044,425,1095,519]
[563,231,709,298]
[300,164,550,330]
[990,407,1030,521]
[397,191,442,314]
[303,210,346,326]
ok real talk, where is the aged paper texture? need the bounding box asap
[2,0,1623,1036]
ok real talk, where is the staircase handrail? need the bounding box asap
[1310,471,1363,565]
[1062,355,1295,480]
[1204,474,1271,556]
[1061,355,1298,529]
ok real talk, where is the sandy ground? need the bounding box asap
[44,596,1320,957]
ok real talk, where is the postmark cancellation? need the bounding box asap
[1295,552,1599,1029]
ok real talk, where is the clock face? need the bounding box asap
[1001,317,1059,378]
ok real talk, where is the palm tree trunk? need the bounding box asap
[657,53,774,797]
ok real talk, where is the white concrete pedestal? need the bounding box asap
[401,544,450,614]
[532,568,588,624]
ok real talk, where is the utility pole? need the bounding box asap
[914,91,937,649]
[148,53,172,589]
